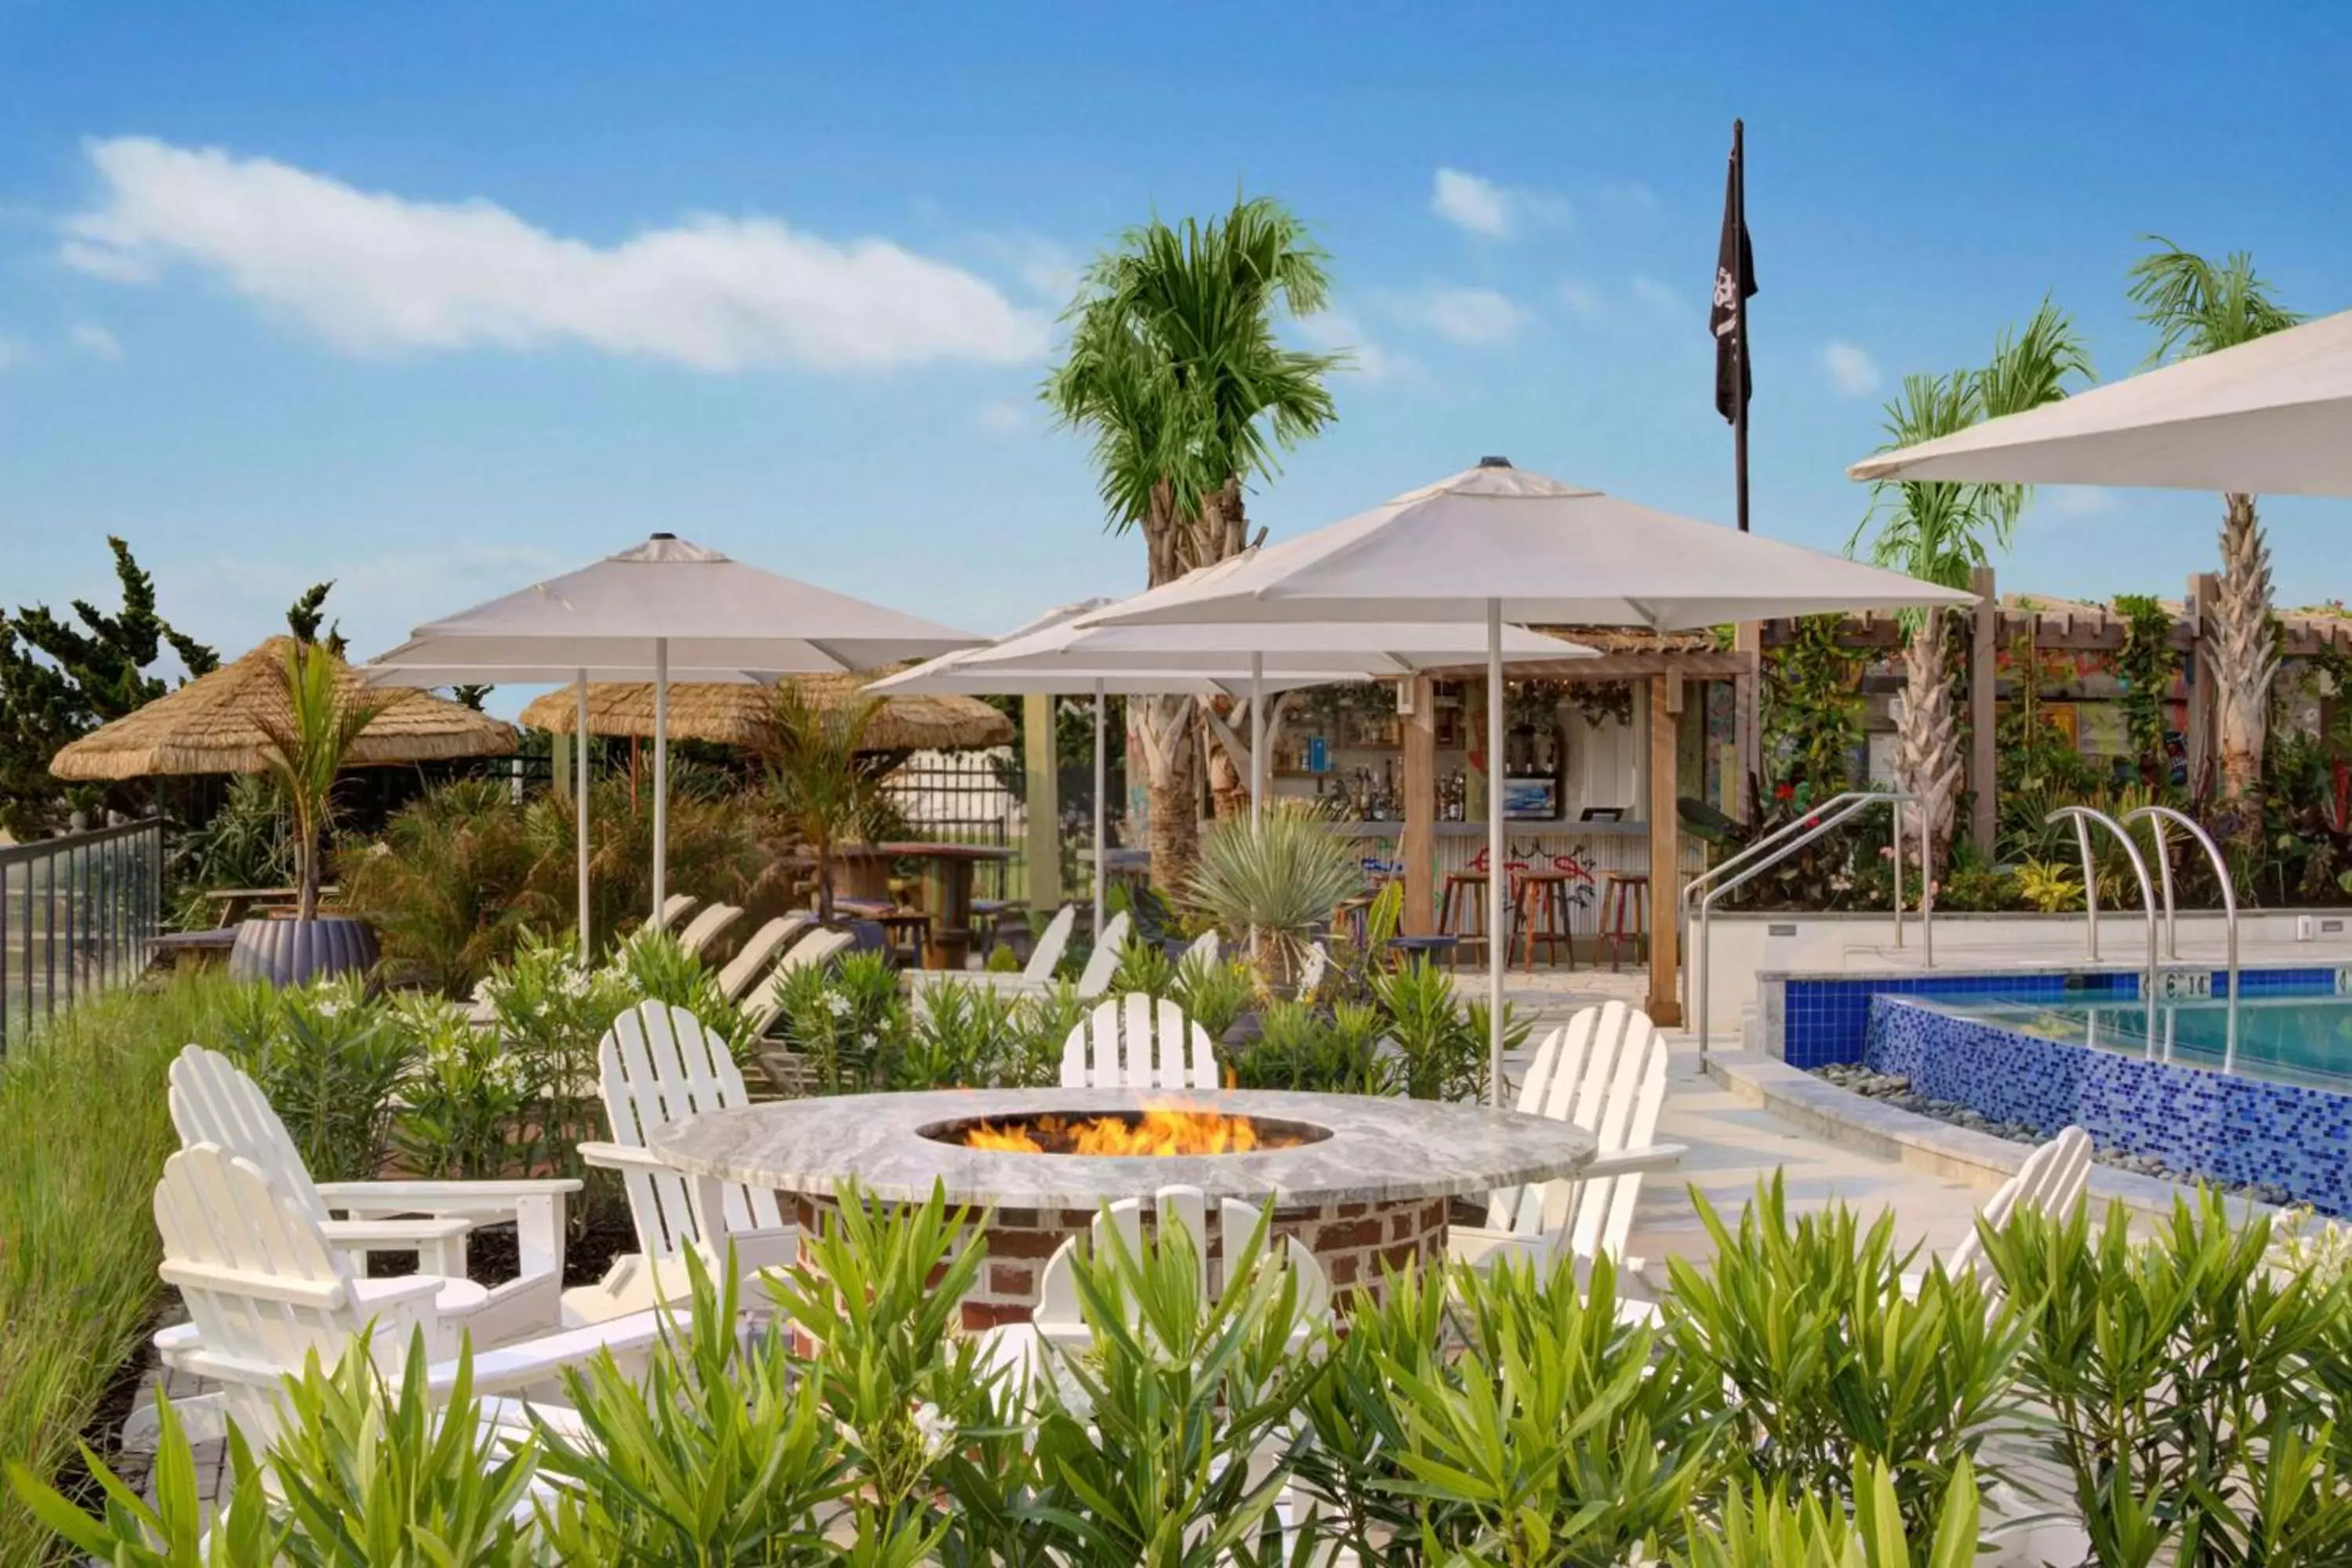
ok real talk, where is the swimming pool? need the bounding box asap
[1933,993,2352,1094]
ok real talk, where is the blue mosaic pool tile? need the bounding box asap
[1780,970,2140,1068]
[1862,996,2352,1217]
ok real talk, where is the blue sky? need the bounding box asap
[3,1,2348,713]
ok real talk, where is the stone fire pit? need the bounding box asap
[649,1087,1596,1328]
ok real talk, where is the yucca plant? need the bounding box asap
[1185,804,1363,989]
[255,638,388,922]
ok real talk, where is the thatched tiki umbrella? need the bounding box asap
[49,636,518,780]
[50,637,517,985]
[516,673,1014,753]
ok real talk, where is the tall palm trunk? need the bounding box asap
[2212,492,2277,822]
[1893,608,1963,895]
[1134,695,1198,889]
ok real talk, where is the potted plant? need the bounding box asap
[230,640,389,985]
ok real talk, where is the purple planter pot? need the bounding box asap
[228,916,379,987]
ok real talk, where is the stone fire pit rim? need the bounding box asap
[647,1087,1598,1210]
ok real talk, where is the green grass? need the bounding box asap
[0,974,237,1565]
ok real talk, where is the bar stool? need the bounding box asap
[1438,871,1490,967]
[1599,873,1649,971]
[1513,869,1577,971]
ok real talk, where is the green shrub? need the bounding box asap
[1108,938,1178,1001]
[1678,1458,1984,1568]
[214,975,416,1182]
[1663,1175,2029,1537]
[1374,962,1515,1102]
[777,949,909,1094]
[389,991,528,1181]
[1168,953,1257,1041]
[0,975,242,1566]
[1231,998,1392,1095]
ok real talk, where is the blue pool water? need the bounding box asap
[1930,995,2352,1094]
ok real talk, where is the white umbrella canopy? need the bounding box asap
[1091,460,1979,630]
[1849,308,2352,495]
[1090,457,1977,1103]
[873,601,1594,930]
[364,533,982,943]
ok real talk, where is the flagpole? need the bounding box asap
[1732,117,1750,533]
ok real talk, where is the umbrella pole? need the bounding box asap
[1250,653,1265,827]
[652,637,669,927]
[575,670,590,965]
[1487,598,1506,1106]
[1093,680,1107,940]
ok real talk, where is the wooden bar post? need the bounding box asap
[1399,674,1436,935]
[1969,564,1998,855]
[1733,622,1762,822]
[1646,673,1684,1025]
[1022,695,1061,927]
[2185,572,2217,798]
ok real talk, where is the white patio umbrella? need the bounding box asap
[1092,458,1979,1101]
[870,600,1589,934]
[1849,307,2352,495]
[365,533,978,949]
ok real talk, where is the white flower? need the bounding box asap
[912,1401,956,1460]
[823,993,851,1019]
[859,1031,877,1050]
[315,996,342,1018]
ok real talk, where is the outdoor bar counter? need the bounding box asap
[1325,818,1703,946]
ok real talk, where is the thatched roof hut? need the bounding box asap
[48,637,519,781]
[518,672,1014,753]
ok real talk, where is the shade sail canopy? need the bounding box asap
[1848,308,2352,495]
[365,533,980,676]
[49,637,517,781]
[1087,460,1977,630]
[518,673,1014,752]
[869,597,1595,696]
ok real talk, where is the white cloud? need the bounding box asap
[1294,308,1402,382]
[69,321,122,361]
[2046,486,2118,517]
[1429,167,1569,241]
[1819,339,1882,397]
[1556,278,1603,320]
[1406,286,1529,345]
[974,230,1083,305]
[1629,274,1685,321]
[975,397,1029,433]
[63,136,1049,372]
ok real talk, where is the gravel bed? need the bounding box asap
[1810,1062,2292,1208]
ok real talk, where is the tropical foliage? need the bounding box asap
[253,637,387,920]
[750,682,896,924]
[1184,804,1363,986]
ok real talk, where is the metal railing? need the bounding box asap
[2047,806,2160,1024]
[1686,791,1924,1062]
[881,752,1021,902]
[2122,804,2242,1065]
[0,818,165,1052]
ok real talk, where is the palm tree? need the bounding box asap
[255,640,387,921]
[1045,195,1341,887]
[752,683,891,925]
[1856,300,2092,872]
[2127,239,2301,822]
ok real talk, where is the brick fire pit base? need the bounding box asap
[783,1191,1451,1330]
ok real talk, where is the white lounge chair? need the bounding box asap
[1058,993,1220,1091]
[1446,1001,1687,1279]
[740,926,855,1037]
[1030,1184,1330,1353]
[165,1044,576,1352]
[932,903,1079,998]
[151,1142,663,1450]
[672,901,743,960]
[1908,1123,2095,1292]
[716,913,812,1003]
[568,1001,798,1326]
[1072,910,1131,1000]
[656,892,699,930]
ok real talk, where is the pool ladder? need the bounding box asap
[1683,789,1926,1064]
[2050,804,2241,1006]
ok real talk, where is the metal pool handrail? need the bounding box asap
[2124,804,2241,1067]
[1691,790,1924,1064]
[2047,805,2161,1014]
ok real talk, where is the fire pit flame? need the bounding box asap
[957,1103,1295,1157]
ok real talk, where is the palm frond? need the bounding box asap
[2129,236,2302,365]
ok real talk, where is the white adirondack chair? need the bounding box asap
[1180,928,1221,970]
[166,1045,576,1350]
[673,902,743,959]
[1032,1185,1331,1352]
[1446,1001,1687,1279]
[716,913,813,1003]
[1910,1123,2095,1290]
[152,1143,666,1450]
[568,1001,797,1326]
[938,903,1080,999]
[1059,994,1220,1091]
[1294,941,1330,1000]
[740,926,855,1036]
[1071,910,1131,999]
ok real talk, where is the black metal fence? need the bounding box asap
[0,818,164,1052]
[882,751,1022,900]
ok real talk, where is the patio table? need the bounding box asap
[829,842,1013,969]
